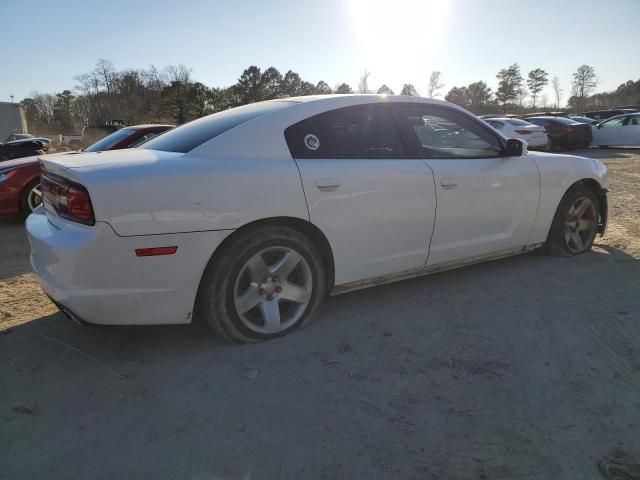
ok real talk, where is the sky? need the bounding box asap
[1,0,639,105]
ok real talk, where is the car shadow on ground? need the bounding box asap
[2,244,640,479]
[0,215,31,280]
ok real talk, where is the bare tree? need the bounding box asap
[165,64,192,84]
[358,69,371,94]
[571,65,598,111]
[427,71,444,98]
[517,85,528,108]
[94,59,117,94]
[551,76,563,109]
[572,65,598,98]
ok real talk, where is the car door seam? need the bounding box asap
[525,157,544,245]
[292,158,311,221]
[423,160,438,266]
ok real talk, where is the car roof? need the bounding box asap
[268,94,453,107]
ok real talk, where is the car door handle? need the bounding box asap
[439,178,458,190]
[315,178,341,192]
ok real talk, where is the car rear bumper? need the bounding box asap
[26,209,232,325]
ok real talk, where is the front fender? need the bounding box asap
[528,152,608,244]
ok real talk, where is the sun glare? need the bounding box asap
[349,0,450,90]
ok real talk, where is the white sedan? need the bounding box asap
[484,117,549,149]
[592,113,640,147]
[27,95,608,343]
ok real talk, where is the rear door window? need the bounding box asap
[285,104,406,159]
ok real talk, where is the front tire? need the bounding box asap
[196,225,326,343]
[546,185,600,257]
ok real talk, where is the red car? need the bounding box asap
[0,124,173,216]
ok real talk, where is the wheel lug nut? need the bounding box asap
[259,288,265,295]
[275,286,282,293]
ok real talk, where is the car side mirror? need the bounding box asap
[503,138,525,157]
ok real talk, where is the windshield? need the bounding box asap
[83,128,135,152]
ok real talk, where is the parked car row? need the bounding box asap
[481,111,640,150]
[0,124,173,216]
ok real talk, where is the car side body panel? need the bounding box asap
[43,149,310,236]
[425,154,541,267]
[296,158,437,285]
[0,160,41,214]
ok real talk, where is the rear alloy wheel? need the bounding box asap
[234,247,313,335]
[547,185,599,256]
[543,139,554,152]
[196,225,326,343]
[20,179,43,214]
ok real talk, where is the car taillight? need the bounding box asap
[514,129,532,135]
[41,172,95,225]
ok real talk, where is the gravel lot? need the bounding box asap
[1,148,639,479]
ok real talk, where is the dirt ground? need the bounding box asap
[1,149,639,479]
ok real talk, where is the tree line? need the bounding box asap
[20,59,639,134]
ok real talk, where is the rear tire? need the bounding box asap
[546,184,599,257]
[19,179,42,215]
[195,225,326,343]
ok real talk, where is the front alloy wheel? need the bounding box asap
[547,184,600,256]
[563,196,598,254]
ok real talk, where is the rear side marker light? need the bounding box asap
[135,246,178,257]
[514,129,532,135]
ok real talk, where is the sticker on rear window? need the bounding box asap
[304,134,320,151]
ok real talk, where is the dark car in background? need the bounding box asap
[0,138,48,161]
[525,116,593,150]
[0,124,174,216]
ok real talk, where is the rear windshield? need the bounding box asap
[142,101,294,153]
[550,117,582,125]
[84,128,135,152]
[506,119,532,126]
